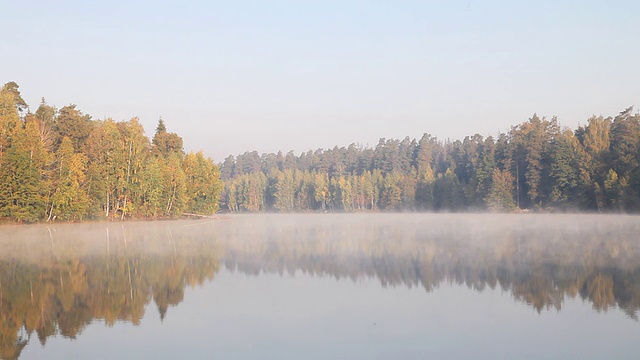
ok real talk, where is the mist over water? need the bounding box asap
[2,214,640,359]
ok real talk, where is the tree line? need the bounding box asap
[220,108,640,212]
[3,80,639,219]
[0,82,222,222]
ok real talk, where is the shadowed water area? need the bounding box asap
[1,214,640,359]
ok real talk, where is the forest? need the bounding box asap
[220,107,640,213]
[2,80,640,222]
[0,82,222,222]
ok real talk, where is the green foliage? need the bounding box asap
[48,137,89,220]
[220,106,640,213]
[161,153,188,217]
[139,156,165,217]
[85,119,125,218]
[152,118,183,156]
[1,81,640,217]
[0,96,52,222]
[602,169,623,211]
[274,169,298,212]
[510,115,559,208]
[415,166,435,210]
[2,81,28,112]
[0,90,21,155]
[549,130,582,207]
[183,151,222,215]
[486,169,516,212]
[224,171,267,212]
[52,104,93,152]
[0,82,222,222]
[0,147,44,222]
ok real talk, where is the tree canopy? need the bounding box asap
[2,81,639,221]
[0,82,222,222]
[220,110,640,213]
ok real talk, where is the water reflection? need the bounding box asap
[220,214,640,317]
[0,224,221,360]
[1,214,639,359]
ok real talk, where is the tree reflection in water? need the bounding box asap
[0,214,639,359]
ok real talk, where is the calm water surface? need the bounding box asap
[2,214,640,359]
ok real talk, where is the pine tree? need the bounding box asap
[152,118,183,156]
[549,130,581,207]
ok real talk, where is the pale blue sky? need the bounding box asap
[3,1,639,161]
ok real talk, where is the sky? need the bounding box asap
[2,0,639,161]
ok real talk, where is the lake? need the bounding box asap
[2,214,640,359]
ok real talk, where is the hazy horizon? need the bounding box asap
[4,1,640,161]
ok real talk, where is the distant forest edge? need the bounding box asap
[2,82,640,222]
[219,107,640,213]
[0,82,222,222]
